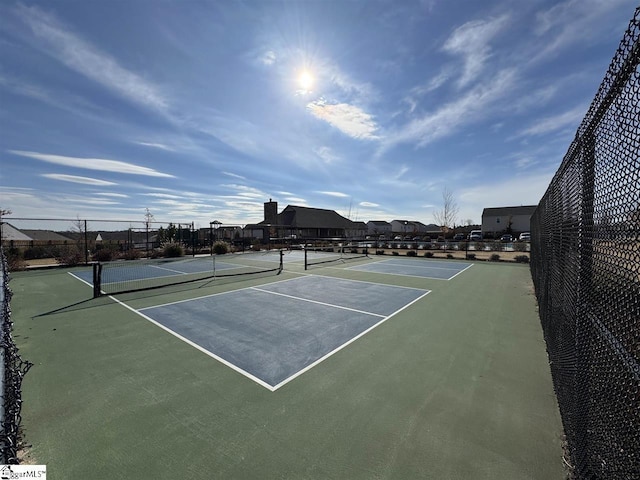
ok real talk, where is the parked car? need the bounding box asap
[468,230,482,241]
[453,233,465,241]
[519,232,531,242]
[393,235,402,240]
[500,234,513,243]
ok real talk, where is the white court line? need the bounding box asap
[149,264,190,275]
[112,275,432,391]
[137,273,301,311]
[345,261,474,281]
[250,286,386,318]
[286,270,431,292]
[270,289,431,391]
[110,295,277,391]
[68,271,93,288]
[447,263,474,280]
[373,261,464,271]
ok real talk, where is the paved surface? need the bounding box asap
[9,258,565,479]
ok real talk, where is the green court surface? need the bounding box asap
[9,257,565,479]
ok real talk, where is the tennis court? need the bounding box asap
[132,276,429,390]
[348,257,473,280]
[8,254,565,479]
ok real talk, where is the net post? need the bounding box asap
[278,249,284,274]
[92,263,102,298]
[304,247,308,270]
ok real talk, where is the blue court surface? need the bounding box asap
[347,257,473,280]
[131,275,430,390]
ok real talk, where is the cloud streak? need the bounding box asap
[443,14,509,88]
[10,150,174,177]
[16,4,168,111]
[307,99,379,140]
[41,173,117,185]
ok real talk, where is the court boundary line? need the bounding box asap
[270,289,431,390]
[110,295,277,391]
[109,277,431,392]
[368,257,469,270]
[280,270,431,292]
[137,274,302,311]
[249,286,386,318]
[68,271,92,288]
[345,260,474,281]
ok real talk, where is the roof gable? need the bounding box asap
[482,205,537,217]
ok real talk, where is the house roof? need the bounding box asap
[261,205,354,229]
[482,205,537,217]
[367,220,391,226]
[1,223,31,241]
[21,229,73,242]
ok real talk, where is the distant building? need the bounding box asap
[482,206,537,236]
[366,221,392,236]
[257,201,356,239]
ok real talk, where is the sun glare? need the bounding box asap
[298,70,314,91]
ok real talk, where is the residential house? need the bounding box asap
[481,206,537,237]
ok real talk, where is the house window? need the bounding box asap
[496,218,500,223]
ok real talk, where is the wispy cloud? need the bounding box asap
[443,14,510,88]
[383,69,516,150]
[307,99,379,140]
[96,192,129,198]
[515,105,585,138]
[16,4,168,111]
[10,150,174,178]
[142,193,183,199]
[532,0,634,61]
[136,142,174,151]
[222,171,247,180]
[314,146,339,164]
[284,197,307,204]
[317,191,349,198]
[260,50,277,66]
[359,201,379,207]
[41,173,117,186]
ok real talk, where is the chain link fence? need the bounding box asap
[530,7,639,480]
[0,248,33,464]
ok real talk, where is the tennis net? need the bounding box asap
[304,245,369,270]
[93,250,283,296]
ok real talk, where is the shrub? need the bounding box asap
[6,248,26,271]
[93,248,114,262]
[466,253,476,260]
[163,242,184,257]
[424,251,434,258]
[375,249,385,255]
[446,253,454,259]
[514,242,528,252]
[123,249,142,260]
[515,255,530,263]
[392,251,399,256]
[490,253,501,262]
[56,245,84,266]
[212,241,229,255]
[406,250,417,257]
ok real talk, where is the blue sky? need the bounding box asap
[0,0,636,229]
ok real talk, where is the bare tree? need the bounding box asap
[433,188,459,234]
[0,208,11,244]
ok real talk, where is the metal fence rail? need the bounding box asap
[530,7,640,480]
[0,248,32,464]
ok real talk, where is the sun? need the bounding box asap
[298,70,314,91]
